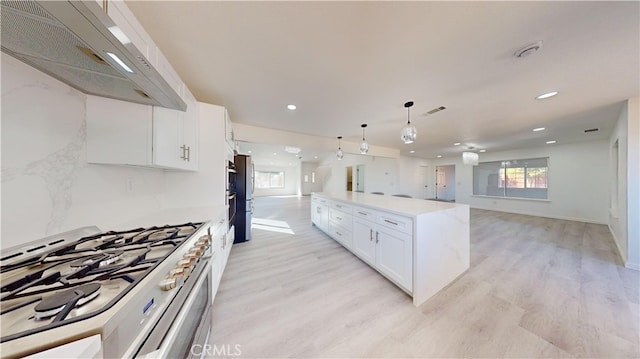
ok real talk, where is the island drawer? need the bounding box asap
[330,201,352,213]
[329,208,353,229]
[377,212,413,235]
[353,206,376,221]
[329,223,352,249]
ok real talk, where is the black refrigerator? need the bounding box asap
[234,154,253,243]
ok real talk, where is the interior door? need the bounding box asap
[356,165,365,192]
[436,166,447,200]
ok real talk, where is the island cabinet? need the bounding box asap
[352,206,412,292]
[328,202,353,249]
[311,192,470,307]
[311,196,329,234]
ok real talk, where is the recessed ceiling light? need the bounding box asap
[273,152,277,155]
[546,140,556,144]
[314,156,318,159]
[409,150,415,154]
[287,104,297,110]
[437,155,442,158]
[479,149,486,153]
[453,142,461,146]
[533,127,545,132]
[289,162,292,165]
[247,150,252,154]
[536,91,558,100]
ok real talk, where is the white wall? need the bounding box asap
[395,156,432,199]
[627,97,639,270]
[609,97,640,270]
[609,104,628,263]
[433,140,610,224]
[300,162,322,195]
[253,164,300,197]
[1,54,226,250]
[318,153,397,195]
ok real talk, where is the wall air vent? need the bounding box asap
[423,106,447,116]
[584,128,599,133]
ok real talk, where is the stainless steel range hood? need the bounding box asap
[1,0,186,111]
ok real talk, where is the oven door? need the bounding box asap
[136,257,212,359]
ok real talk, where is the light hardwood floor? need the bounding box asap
[210,196,639,358]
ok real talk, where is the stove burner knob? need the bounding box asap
[189,246,204,257]
[199,235,212,246]
[176,259,193,275]
[159,277,177,291]
[170,267,185,277]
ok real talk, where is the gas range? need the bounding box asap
[0,221,213,358]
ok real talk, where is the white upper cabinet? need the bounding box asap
[86,96,152,167]
[87,94,199,171]
[105,0,157,63]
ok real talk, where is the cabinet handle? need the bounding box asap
[358,211,367,216]
[180,145,187,160]
[376,231,379,243]
[336,231,342,236]
[384,219,399,226]
[369,229,373,241]
[336,204,342,208]
[185,146,191,162]
[336,216,342,220]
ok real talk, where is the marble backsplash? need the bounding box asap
[1,54,166,249]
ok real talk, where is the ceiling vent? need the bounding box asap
[584,128,599,133]
[514,41,543,58]
[423,106,447,116]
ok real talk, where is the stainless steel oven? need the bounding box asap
[136,253,212,358]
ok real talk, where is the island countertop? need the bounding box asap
[312,191,467,217]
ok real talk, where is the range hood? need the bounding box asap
[1,0,186,111]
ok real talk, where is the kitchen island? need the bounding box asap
[311,192,470,306]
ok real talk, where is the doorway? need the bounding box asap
[435,165,456,202]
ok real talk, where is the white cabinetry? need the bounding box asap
[311,192,470,307]
[328,203,353,249]
[311,197,329,234]
[153,87,198,170]
[86,94,199,171]
[353,217,376,266]
[352,206,413,291]
[104,0,157,63]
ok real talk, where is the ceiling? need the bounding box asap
[236,141,328,168]
[126,1,639,159]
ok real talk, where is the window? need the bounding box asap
[473,157,548,199]
[255,171,285,189]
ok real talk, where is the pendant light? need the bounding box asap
[360,124,369,154]
[462,151,479,165]
[336,136,344,160]
[401,101,417,144]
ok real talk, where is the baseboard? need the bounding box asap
[626,262,640,271]
[468,205,607,225]
[608,223,628,267]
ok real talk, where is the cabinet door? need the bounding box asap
[353,219,376,265]
[107,0,157,63]
[86,96,152,166]
[181,87,199,170]
[152,106,183,169]
[376,228,413,291]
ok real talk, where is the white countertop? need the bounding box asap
[313,192,467,217]
[113,205,227,230]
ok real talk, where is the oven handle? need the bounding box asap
[141,258,211,358]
